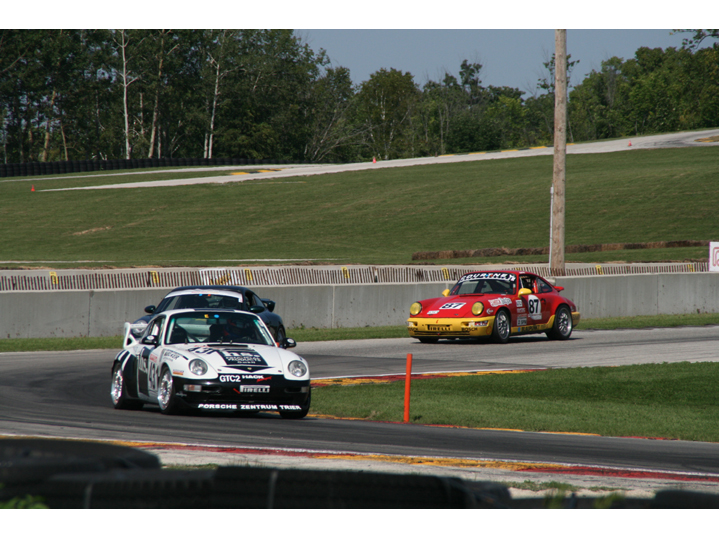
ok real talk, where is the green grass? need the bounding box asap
[578,312,719,330]
[1,146,718,267]
[2,312,718,352]
[311,362,719,442]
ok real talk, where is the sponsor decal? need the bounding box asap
[516,300,523,307]
[489,297,512,307]
[427,310,439,315]
[240,404,279,411]
[486,308,494,314]
[517,308,526,314]
[468,321,489,327]
[458,272,517,283]
[219,349,267,366]
[220,374,272,383]
[163,350,185,361]
[517,316,527,326]
[440,302,465,310]
[427,325,450,331]
[198,403,237,410]
[172,370,185,376]
[188,346,219,355]
[238,404,301,411]
[237,385,270,393]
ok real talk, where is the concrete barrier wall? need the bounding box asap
[1,273,718,339]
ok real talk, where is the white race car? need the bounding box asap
[111,309,311,418]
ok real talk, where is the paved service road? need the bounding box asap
[0,326,718,481]
[43,128,719,192]
[300,326,719,378]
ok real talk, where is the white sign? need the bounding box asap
[710,243,719,272]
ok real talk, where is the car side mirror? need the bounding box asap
[141,334,158,346]
[442,289,450,297]
[250,305,265,314]
[144,305,156,314]
[281,337,296,349]
[518,288,532,296]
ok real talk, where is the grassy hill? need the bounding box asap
[1,146,717,268]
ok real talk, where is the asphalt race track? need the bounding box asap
[1,326,718,482]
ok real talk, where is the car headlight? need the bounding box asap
[410,302,422,316]
[471,302,484,316]
[287,360,308,378]
[189,359,208,376]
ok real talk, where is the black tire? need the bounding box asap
[276,326,286,343]
[418,337,439,344]
[547,305,573,340]
[279,389,311,419]
[110,363,143,410]
[157,366,180,415]
[491,309,511,344]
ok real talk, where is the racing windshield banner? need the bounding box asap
[458,272,517,283]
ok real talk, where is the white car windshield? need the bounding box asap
[165,312,274,346]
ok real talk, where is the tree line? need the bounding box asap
[1,29,717,165]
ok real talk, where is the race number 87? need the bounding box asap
[528,297,540,315]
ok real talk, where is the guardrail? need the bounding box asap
[0,262,708,291]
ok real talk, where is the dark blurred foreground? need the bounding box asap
[1,439,718,509]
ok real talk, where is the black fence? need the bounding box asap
[0,157,301,178]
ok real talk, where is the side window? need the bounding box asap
[251,294,265,310]
[537,278,553,294]
[145,316,165,339]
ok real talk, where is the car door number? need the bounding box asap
[148,361,159,392]
[527,295,542,320]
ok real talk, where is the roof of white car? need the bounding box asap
[165,288,244,301]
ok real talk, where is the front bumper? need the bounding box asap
[407,316,495,338]
[173,374,310,411]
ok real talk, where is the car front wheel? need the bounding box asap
[547,305,573,340]
[491,309,511,344]
[111,363,143,410]
[157,366,180,414]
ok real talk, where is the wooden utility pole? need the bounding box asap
[550,29,567,275]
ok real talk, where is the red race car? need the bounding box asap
[407,271,580,344]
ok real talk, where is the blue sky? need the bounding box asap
[299,29,699,94]
[24,1,716,98]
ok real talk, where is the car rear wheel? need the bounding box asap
[547,305,573,340]
[491,309,511,344]
[157,367,180,415]
[279,390,311,419]
[418,337,439,344]
[110,363,143,410]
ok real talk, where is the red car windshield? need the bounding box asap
[451,277,517,296]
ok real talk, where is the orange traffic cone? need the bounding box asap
[31,185,35,192]
[628,141,632,147]
[372,157,376,164]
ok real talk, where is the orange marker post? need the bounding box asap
[403,353,413,422]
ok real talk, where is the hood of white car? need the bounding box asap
[161,343,307,378]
